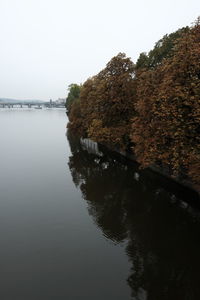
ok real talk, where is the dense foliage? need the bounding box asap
[132,20,200,186]
[68,53,136,148]
[66,20,200,190]
[65,83,81,114]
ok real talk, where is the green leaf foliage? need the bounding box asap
[65,83,81,114]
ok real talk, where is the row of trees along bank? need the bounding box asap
[66,19,200,193]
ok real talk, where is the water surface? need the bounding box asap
[0,108,200,300]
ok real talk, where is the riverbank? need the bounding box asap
[80,136,200,201]
[114,146,200,197]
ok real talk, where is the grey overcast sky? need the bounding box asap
[0,0,199,100]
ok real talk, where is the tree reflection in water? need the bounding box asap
[67,130,200,300]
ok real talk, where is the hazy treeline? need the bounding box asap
[66,19,200,190]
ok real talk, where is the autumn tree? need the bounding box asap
[79,75,100,136]
[81,53,136,149]
[67,19,200,190]
[131,20,200,188]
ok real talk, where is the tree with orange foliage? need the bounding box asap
[81,53,136,149]
[67,20,200,190]
[131,20,200,187]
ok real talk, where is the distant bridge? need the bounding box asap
[0,102,65,108]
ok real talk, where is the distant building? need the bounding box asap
[55,98,65,105]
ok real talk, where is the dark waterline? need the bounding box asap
[0,108,200,300]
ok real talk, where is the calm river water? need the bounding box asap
[0,108,200,300]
